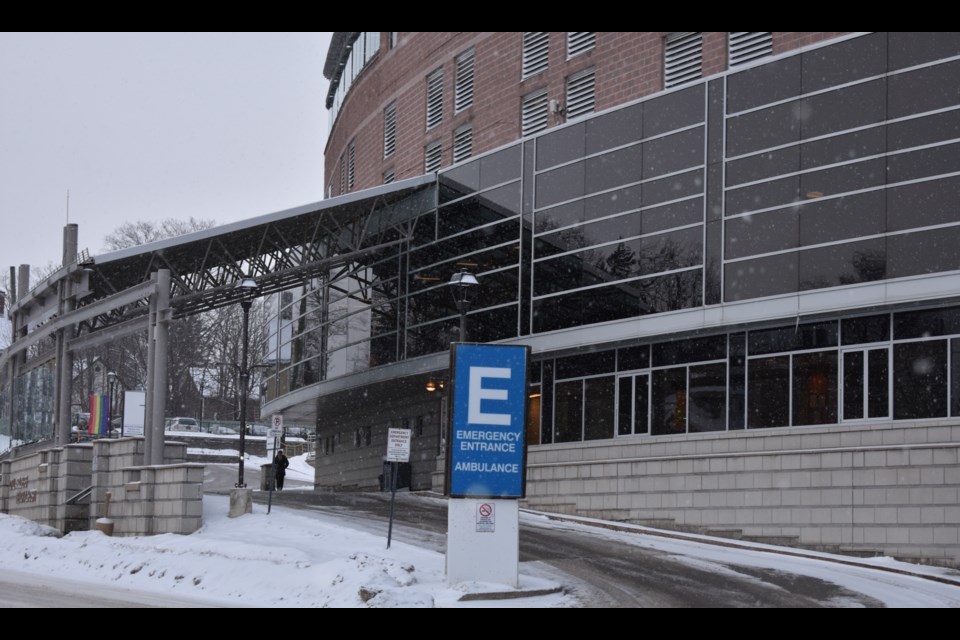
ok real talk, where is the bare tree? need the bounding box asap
[101,217,216,252]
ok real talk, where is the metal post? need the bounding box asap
[150,269,170,466]
[387,460,398,549]
[144,276,157,462]
[237,299,251,488]
[458,304,468,343]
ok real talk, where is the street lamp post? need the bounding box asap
[235,275,258,488]
[449,269,479,343]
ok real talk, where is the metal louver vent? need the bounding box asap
[383,101,397,158]
[424,141,442,173]
[522,32,549,79]
[347,140,356,191]
[455,49,475,113]
[521,89,549,137]
[426,68,443,130]
[566,68,595,120]
[338,154,345,195]
[664,32,703,88]
[567,32,596,59]
[383,168,395,184]
[453,125,473,163]
[729,32,773,67]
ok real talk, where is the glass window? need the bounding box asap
[888,110,960,152]
[888,226,960,280]
[541,362,554,444]
[724,252,798,302]
[618,345,650,371]
[888,60,960,119]
[799,190,885,247]
[726,102,800,158]
[585,103,643,155]
[748,356,790,428]
[618,374,649,436]
[642,169,704,208]
[888,32,960,70]
[893,340,948,419]
[951,339,960,417]
[801,80,887,140]
[535,161,585,209]
[801,32,886,93]
[801,127,886,172]
[727,56,801,114]
[554,380,583,442]
[843,350,865,420]
[642,197,703,235]
[536,200,584,236]
[725,208,799,261]
[653,335,726,367]
[887,142,960,185]
[527,386,541,446]
[642,127,705,180]
[556,351,616,379]
[792,352,838,426]
[799,238,886,292]
[887,176,960,233]
[688,363,726,432]
[726,146,800,187]
[728,333,746,430]
[481,145,522,189]
[725,175,800,217]
[585,144,643,194]
[584,377,615,440]
[894,307,960,340]
[644,85,704,137]
[749,321,838,356]
[536,122,586,171]
[584,185,643,222]
[618,377,633,436]
[652,368,687,435]
[868,348,889,419]
[532,283,639,333]
[842,315,890,345]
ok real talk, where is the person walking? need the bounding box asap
[273,449,290,491]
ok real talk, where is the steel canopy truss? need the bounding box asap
[77,179,435,336]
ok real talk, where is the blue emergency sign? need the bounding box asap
[446,343,529,498]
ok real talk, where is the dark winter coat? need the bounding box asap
[274,453,289,477]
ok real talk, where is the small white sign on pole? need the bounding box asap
[266,427,282,459]
[386,428,411,463]
[272,414,283,430]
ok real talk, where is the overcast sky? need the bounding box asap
[0,32,332,281]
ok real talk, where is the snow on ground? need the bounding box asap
[0,495,569,608]
[522,512,960,608]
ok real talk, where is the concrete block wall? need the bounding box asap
[89,437,145,526]
[108,464,204,536]
[0,448,60,527]
[525,421,960,567]
[54,444,93,532]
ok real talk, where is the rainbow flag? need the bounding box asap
[89,394,110,436]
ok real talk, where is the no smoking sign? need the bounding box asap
[476,502,495,533]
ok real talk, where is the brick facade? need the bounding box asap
[325,32,849,196]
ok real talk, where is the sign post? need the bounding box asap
[385,426,411,548]
[445,343,529,587]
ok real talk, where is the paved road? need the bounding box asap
[250,489,885,608]
[0,569,224,608]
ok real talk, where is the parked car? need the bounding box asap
[214,424,238,435]
[247,424,268,436]
[166,417,201,432]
